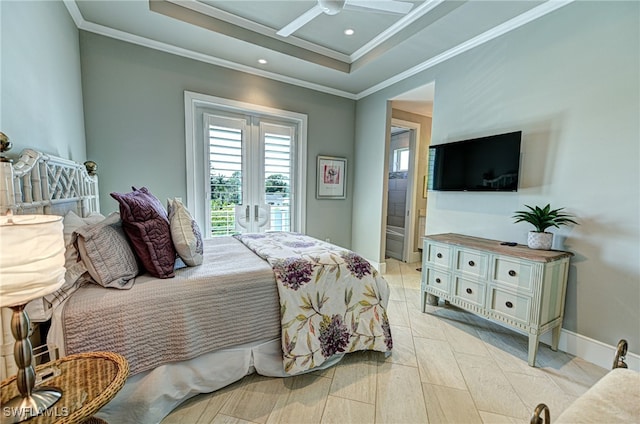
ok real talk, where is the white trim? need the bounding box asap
[64,0,573,101]
[172,0,350,62]
[350,0,445,62]
[175,0,444,65]
[368,259,385,275]
[66,11,356,99]
[184,91,307,235]
[356,0,574,99]
[540,328,640,372]
[184,94,198,225]
[62,0,84,27]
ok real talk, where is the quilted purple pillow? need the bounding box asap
[110,187,176,278]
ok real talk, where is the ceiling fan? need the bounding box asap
[276,0,415,37]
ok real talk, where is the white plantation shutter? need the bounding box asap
[204,114,297,236]
[185,92,307,237]
[208,124,244,236]
[262,124,294,232]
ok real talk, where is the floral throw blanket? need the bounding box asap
[235,232,393,374]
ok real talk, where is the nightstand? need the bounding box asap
[1,351,129,424]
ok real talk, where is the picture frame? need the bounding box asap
[317,155,347,199]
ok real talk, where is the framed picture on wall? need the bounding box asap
[317,155,347,199]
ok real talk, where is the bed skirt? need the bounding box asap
[49,302,343,423]
[93,338,344,424]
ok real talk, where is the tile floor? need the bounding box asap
[162,259,608,424]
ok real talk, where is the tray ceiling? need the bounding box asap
[67,0,571,99]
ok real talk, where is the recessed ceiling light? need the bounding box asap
[344,28,355,36]
[258,59,268,64]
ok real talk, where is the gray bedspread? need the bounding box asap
[62,237,280,375]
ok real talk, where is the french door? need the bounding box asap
[205,113,297,236]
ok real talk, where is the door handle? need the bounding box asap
[255,205,259,222]
[245,205,250,221]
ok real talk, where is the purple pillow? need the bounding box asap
[110,187,176,278]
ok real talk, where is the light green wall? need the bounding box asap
[0,0,86,160]
[79,32,356,248]
[353,1,640,349]
[353,99,390,265]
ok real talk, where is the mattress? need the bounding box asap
[53,236,281,375]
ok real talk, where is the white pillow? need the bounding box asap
[74,212,139,289]
[63,210,105,269]
[40,210,105,311]
[167,198,203,266]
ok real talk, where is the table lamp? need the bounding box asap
[0,213,66,423]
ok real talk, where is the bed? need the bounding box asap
[0,149,393,424]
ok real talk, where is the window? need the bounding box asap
[185,92,307,237]
[393,148,410,172]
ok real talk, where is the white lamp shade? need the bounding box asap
[0,214,65,307]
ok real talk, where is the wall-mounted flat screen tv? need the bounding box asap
[429,131,522,192]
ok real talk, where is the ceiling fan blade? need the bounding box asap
[344,0,414,14]
[276,5,324,37]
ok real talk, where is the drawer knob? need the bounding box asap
[435,278,441,283]
[505,301,513,308]
[436,253,443,259]
[508,270,517,277]
[468,260,475,267]
[466,288,473,294]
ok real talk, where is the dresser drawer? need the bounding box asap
[493,257,534,291]
[489,288,531,324]
[424,268,451,296]
[425,242,452,268]
[454,248,488,278]
[454,277,485,307]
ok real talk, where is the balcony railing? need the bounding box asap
[210,206,290,236]
[211,207,237,236]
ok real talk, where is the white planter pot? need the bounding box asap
[528,231,553,250]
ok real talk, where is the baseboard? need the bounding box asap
[406,251,421,263]
[372,260,386,274]
[375,260,637,371]
[540,329,639,372]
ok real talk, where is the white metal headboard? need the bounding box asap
[0,148,99,217]
[0,148,100,379]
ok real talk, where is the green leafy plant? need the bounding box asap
[513,204,578,233]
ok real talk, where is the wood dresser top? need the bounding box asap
[424,233,574,263]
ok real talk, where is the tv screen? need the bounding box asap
[429,131,522,192]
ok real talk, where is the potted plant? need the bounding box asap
[513,204,578,250]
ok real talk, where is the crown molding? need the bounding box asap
[63,0,574,101]
[357,0,574,99]
[179,0,350,63]
[350,0,445,62]
[62,1,357,99]
[152,0,350,72]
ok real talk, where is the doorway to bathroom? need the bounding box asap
[382,82,433,268]
[385,119,421,263]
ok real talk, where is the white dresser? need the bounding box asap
[421,233,573,366]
